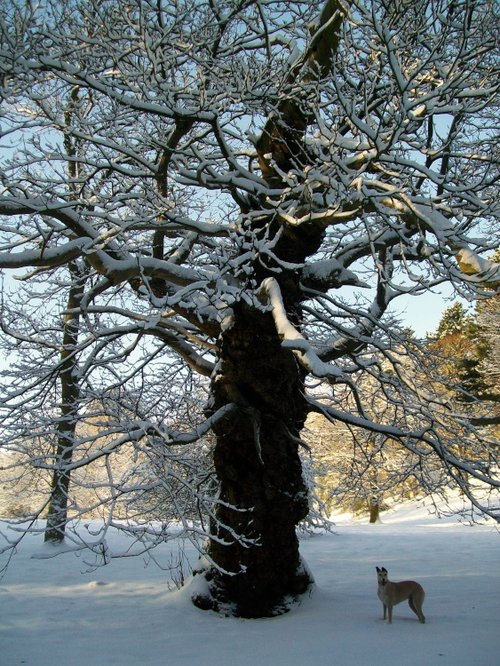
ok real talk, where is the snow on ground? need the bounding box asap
[0,496,498,666]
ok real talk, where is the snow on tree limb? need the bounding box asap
[307,398,500,504]
[456,249,500,284]
[261,276,344,380]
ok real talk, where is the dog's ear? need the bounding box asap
[382,567,387,573]
[376,566,381,572]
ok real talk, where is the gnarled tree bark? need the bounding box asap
[193,304,311,617]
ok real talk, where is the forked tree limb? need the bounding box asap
[256,0,346,184]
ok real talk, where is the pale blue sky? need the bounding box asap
[391,289,460,338]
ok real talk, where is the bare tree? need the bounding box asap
[0,0,499,617]
[43,87,89,543]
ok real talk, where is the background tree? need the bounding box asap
[431,302,486,400]
[0,0,499,617]
[476,295,500,405]
[474,249,500,414]
[432,288,499,407]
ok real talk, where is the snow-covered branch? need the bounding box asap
[261,277,349,381]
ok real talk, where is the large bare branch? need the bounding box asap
[256,0,346,184]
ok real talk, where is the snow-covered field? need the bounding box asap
[1,497,498,666]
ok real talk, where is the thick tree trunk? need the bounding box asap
[192,303,313,617]
[189,2,338,608]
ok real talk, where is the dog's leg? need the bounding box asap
[408,596,418,617]
[387,605,393,624]
[409,594,426,624]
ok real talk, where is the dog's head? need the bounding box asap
[376,566,388,586]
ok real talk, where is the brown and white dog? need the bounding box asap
[376,566,425,624]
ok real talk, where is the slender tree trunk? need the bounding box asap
[369,497,380,524]
[44,265,85,543]
[44,436,73,543]
[193,303,313,617]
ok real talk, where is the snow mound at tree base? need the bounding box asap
[188,558,314,618]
